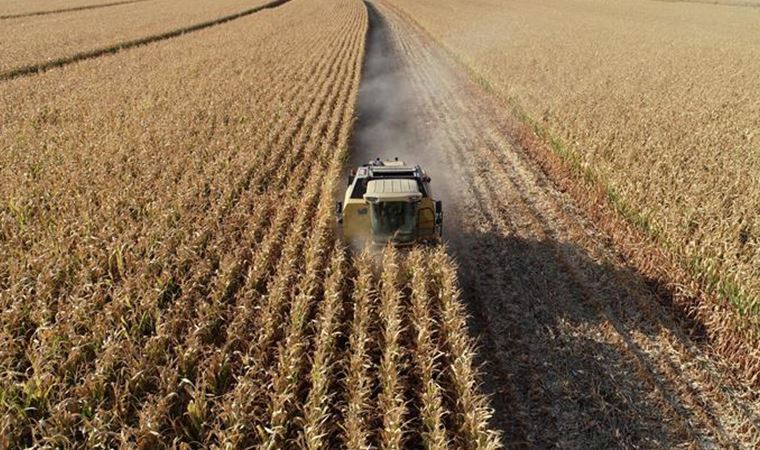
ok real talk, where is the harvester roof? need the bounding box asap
[363,179,422,202]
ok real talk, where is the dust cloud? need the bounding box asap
[348,1,462,242]
[350,2,420,167]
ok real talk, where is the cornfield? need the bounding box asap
[385,0,759,375]
[0,0,143,18]
[0,0,499,447]
[0,0,275,76]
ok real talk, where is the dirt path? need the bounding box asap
[350,1,760,448]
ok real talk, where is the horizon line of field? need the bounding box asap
[0,0,153,20]
[0,0,291,81]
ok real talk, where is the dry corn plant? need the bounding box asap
[0,0,503,447]
[0,0,277,76]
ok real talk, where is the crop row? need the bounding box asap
[0,0,143,17]
[0,0,500,447]
[0,0,274,75]
[0,0,361,445]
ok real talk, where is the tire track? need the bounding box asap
[358,1,760,447]
[460,51,760,448]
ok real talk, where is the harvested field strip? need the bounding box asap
[366,2,759,446]
[384,0,759,347]
[0,0,152,20]
[0,0,286,79]
[383,0,759,388]
[416,15,753,442]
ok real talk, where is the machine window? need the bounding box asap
[369,201,418,244]
[351,178,367,198]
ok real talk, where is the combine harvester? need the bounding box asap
[337,158,443,246]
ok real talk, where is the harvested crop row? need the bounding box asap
[0,0,500,447]
[0,0,274,75]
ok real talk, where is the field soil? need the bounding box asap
[352,1,760,448]
[383,0,760,314]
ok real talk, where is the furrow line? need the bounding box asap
[0,0,292,81]
[0,0,153,20]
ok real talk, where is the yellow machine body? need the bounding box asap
[337,159,442,247]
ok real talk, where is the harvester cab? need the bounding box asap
[337,158,443,246]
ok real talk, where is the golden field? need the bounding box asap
[387,0,760,318]
[0,0,272,75]
[0,0,139,17]
[0,0,499,447]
